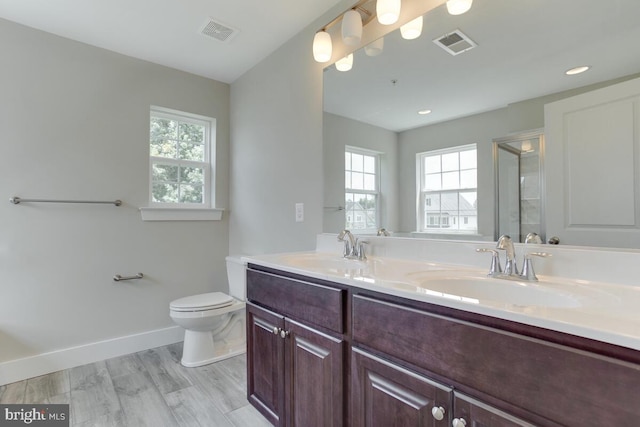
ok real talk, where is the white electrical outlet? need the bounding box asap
[295,203,304,222]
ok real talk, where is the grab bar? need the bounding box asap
[113,273,143,282]
[10,197,122,206]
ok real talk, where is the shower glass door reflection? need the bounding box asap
[494,130,544,243]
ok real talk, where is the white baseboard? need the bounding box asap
[0,326,184,386]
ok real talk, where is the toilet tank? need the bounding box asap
[225,255,247,301]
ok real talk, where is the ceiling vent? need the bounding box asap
[201,19,238,43]
[433,29,477,56]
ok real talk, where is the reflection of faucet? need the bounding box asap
[496,235,518,276]
[524,232,542,244]
[337,230,369,260]
[377,228,391,236]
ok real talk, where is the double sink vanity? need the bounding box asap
[243,234,640,426]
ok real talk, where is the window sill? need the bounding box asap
[139,207,224,221]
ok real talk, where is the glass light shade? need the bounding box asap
[446,0,473,15]
[341,9,362,46]
[376,0,401,25]
[335,54,354,72]
[400,16,423,40]
[364,37,384,56]
[313,31,332,63]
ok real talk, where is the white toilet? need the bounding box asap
[169,256,247,367]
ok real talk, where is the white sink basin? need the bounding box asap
[263,253,619,310]
[389,276,582,308]
[278,252,372,273]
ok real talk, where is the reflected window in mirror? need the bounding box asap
[345,147,380,232]
[417,144,477,233]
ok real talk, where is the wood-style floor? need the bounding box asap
[0,342,271,427]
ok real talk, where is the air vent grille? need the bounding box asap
[433,29,477,56]
[201,19,238,42]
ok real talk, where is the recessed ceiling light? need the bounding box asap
[418,109,432,115]
[565,66,590,76]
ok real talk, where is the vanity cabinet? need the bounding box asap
[351,347,452,427]
[452,392,535,427]
[247,265,640,426]
[246,269,345,427]
[352,294,640,426]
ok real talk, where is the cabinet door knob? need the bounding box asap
[279,329,290,339]
[272,327,280,335]
[452,418,467,427]
[431,406,446,421]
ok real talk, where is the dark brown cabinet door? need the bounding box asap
[453,393,536,427]
[351,348,452,427]
[247,303,285,426]
[284,318,344,427]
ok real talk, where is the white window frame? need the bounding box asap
[416,144,477,234]
[345,146,380,233]
[140,106,222,221]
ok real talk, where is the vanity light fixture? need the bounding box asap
[565,65,590,75]
[342,9,363,46]
[365,37,384,56]
[418,109,432,115]
[400,16,423,40]
[313,30,332,63]
[377,0,401,25]
[335,54,354,72]
[446,0,473,15]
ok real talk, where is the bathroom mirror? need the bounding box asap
[323,0,640,247]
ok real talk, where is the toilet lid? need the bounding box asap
[170,292,234,312]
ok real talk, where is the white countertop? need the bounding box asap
[244,251,640,352]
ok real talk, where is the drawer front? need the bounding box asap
[247,268,345,333]
[352,294,640,426]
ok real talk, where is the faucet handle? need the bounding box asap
[476,248,502,276]
[520,252,551,281]
[357,240,369,261]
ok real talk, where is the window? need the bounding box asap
[345,147,379,232]
[149,107,214,208]
[417,144,477,233]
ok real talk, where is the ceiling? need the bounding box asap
[0,0,345,83]
[323,0,640,132]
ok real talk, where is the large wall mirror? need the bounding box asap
[323,0,640,248]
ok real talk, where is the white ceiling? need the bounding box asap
[0,0,344,83]
[324,0,640,132]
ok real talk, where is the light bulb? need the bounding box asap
[446,0,473,15]
[377,0,401,25]
[313,31,332,63]
[335,54,354,72]
[342,9,362,46]
[400,16,423,40]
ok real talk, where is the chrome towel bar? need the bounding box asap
[10,196,122,206]
[113,273,144,282]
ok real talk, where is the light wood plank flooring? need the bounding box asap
[0,343,271,427]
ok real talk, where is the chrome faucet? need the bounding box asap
[478,234,551,281]
[496,234,519,276]
[337,229,368,260]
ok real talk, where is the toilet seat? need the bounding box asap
[170,292,234,312]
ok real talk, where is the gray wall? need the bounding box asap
[0,18,230,365]
[323,113,399,233]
